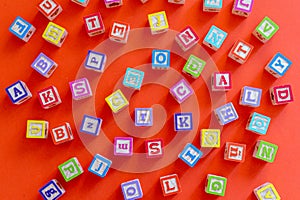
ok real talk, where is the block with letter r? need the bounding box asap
[174,112,193,131]
[214,102,239,125]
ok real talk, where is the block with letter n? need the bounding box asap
[253,140,278,163]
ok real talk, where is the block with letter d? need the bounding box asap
[37,0,63,21]
[38,86,62,109]
[253,182,281,200]
[175,26,199,51]
[214,102,239,125]
[121,179,143,200]
[5,80,32,105]
[26,120,49,139]
[178,143,203,167]
[51,122,74,145]
[42,22,68,47]
[160,174,181,196]
[69,78,92,100]
[211,72,232,91]
[31,52,58,78]
[83,12,105,37]
[88,154,112,178]
[58,157,84,182]
[232,0,254,17]
[253,16,279,43]
[145,138,164,158]
[265,52,292,78]
[205,174,227,196]
[39,179,65,200]
[109,21,130,43]
[105,89,129,113]
[253,140,278,163]
[269,84,293,105]
[9,16,36,42]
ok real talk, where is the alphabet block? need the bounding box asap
[148,11,169,34]
[253,140,278,163]
[37,0,63,21]
[39,179,65,200]
[232,0,254,17]
[105,89,129,113]
[182,54,206,79]
[203,25,228,51]
[38,86,62,109]
[265,52,292,78]
[253,182,281,200]
[205,174,227,196]
[145,138,163,158]
[253,16,279,43]
[31,52,58,78]
[51,122,74,145]
[168,0,185,4]
[5,80,32,104]
[269,84,293,105]
[228,39,254,64]
[224,142,246,162]
[104,0,123,8]
[121,179,143,200]
[160,174,181,196]
[58,157,84,182]
[123,68,144,90]
[170,79,193,103]
[239,86,262,107]
[69,78,92,100]
[26,120,49,139]
[83,12,105,36]
[88,154,112,178]
[178,143,203,167]
[246,112,271,135]
[211,72,232,91]
[9,16,36,42]
[84,50,106,72]
[152,49,170,70]
[201,129,220,148]
[214,102,239,125]
[114,137,133,156]
[203,0,223,12]
[174,112,193,131]
[135,108,153,126]
[80,115,102,136]
[71,0,90,7]
[109,21,130,43]
[175,26,199,51]
[42,22,68,47]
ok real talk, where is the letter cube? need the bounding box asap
[114,137,133,156]
[201,129,220,148]
[205,174,227,196]
[253,182,281,200]
[175,26,199,51]
[203,25,228,51]
[168,0,185,4]
[42,22,68,47]
[253,16,279,43]
[239,86,262,107]
[51,122,74,145]
[39,179,65,200]
[121,179,143,200]
[160,174,181,196]
[148,11,169,34]
[105,89,129,113]
[80,115,102,136]
[84,50,106,72]
[135,108,153,126]
[170,79,193,103]
[31,52,58,78]
[83,12,105,37]
[58,157,84,182]
[265,52,292,78]
[26,120,49,139]
[174,112,193,131]
[71,0,90,7]
[5,80,32,104]
[9,16,36,42]
[69,78,92,100]
[203,0,223,12]
[232,0,254,17]
[145,138,164,158]
[269,84,293,105]
[37,0,63,21]
[214,102,239,125]
[104,0,123,8]
[224,142,246,162]
[178,143,203,167]
[211,72,232,91]
[109,21,130,43]
[182,54,206,79]
[88,154,112,178]
[38,86,62,109]
[123,68,144,90]
[253,140,278,163]
[246,112,271,135]
[152,49,170,70]
[228,39,254,64]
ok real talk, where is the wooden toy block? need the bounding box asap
[253,140,278,163]
[105,89,129,113]
[135,108,153,126]
[148,11,169,34]
[26,120,49,139]
[37,86,62,109]
[109,21,130,43]
[152,49,170,70]
[58,157,84,182]
[42,22,68,47]
[39,179,65,200]
[178,143,203,167]
[170,79,193,103]
[84,50,106,72]
[203,0,223,12]
[160,174,181,196]
[254,182,281,200]
[37,0,63,21]
[69,78,92,100]
[114,137,133,156]
[228,39,254,64]
[80,115,102,136]
[51,122,74,145]
[214,102,239,125]
[121,179,143,200]
[5,80,32,104]
[104,0,123,8]
[9,16,36,42]
[253,16,279,43]
[224,142,246,162]
[201,129,220,148]
[203,25,228,51]
[31,52,58,78]
[83,12,105,37]
[71,0,90,7]
[123,68,144,90]
[174,112,193,131]
[205,174,227,196]
[265,52,292,78]
[145,138,164,158]
[88,154,112,178]
[239,86,262,107]
[211,72,232,91]
[175,26,199,51]
[269,84,293,105]
[168,0,185,4]
[182,54,206,79]
[232,0,254,17]
[246,112,271,135]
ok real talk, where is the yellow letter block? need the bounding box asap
[148,11,169,35]
[105,89,129,113]
[254,182,280,200]
[42,22,68,47]
[26,120,49,139]
[201,129,220,147]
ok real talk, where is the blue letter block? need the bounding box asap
[121,179,143,200]
[214,102,239,125]
[80,115,102,136]
[88,154,112,178]
[178,143,203,167]
[266,52,292,78]
[174,112,193,131]
[39,179,65,200]
[135,108,153,126]
[123,68,145,90]
[152,49,170,69]
[203,25,227,51]
[247,112,271,135]
[5,80,32,104]
[9,16,36,42]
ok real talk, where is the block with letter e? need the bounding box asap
[109,21,130,43]
[42,22,68,47]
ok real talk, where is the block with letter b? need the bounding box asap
[109,21,130,43]
[175,26,199,51]
[71,0,90,7]
[84,50,106,72]
[170,79,193,104]
[104,0,123,8]
[224,142,246,162]
[214,102,239,125]
[178,143,203,167]
[253,16,279,43]
[203,0,223,12]
[269,84,293,105]
[121,179,143,200]
[58,157,84,182]
[253,182,281,200]
[31,52,58,78]
[174,112,193,131]
[135,108,152,126]
[51,122,74,145]
[26,120,49,139]
[145,138,164,158]
[37,0,63,21]
[182,54,206,79]
[232,0,254,17]
[42,22,68,47]
[148,11,169,34]
[228,39,254,64]
[39,179,65,200]
[69,78,92,100]
[9,16,36,42]
[205,174,227,196]
[203,25,228,51]
[239,86,262,107]
[38,86,62,109]
[88,154,112,178]
[160,174,181,196]
[253,140,278,163]
[211,72,232,91]
[83,12,105,37]
[80,115,102,136]
[105,89,129,113]
[246,112,271,135]
[123,68,145,90]
[152,49,170,70]
[265,52,292,78]
[114,137,133,156]
[5,80,32,105]
[201,129,220,148]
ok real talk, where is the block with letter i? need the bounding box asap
[178,143,203,167]
[145,138,164,158]
[265,52,292,78]
[9,16,36,42]
[123,68,145,90]
[37,0,63,21]
[170,79,193,104]
[31,52,58,78]
[228,39,254,64]
[253,182,281,200]
[152,49,170,70]
[114,137,133,156]
[175,26,199,51]
[71,0,90,7]
[38,86,62,109]
[148,11,169,34]
[84,50,106,72]
[39,179,65,200]
[214,102,239,125]
[168,0,185,4]
[135,108,152,126]
[121,179,143,200]
[58,157,84,182]
[253,16,279,43]
[5,80,32,105]
[203,0,223,12]
[80,115,102,136]
[26,120,49,139]
[105,89,129,113]
[239,86,262,107]
[69,78,92,100]
[253,140,278,163]
[232,0,254,17]
[182,54,206,79]
[201,129,220,148]
[203,25,228,51]
[224,142,246,162]
[51,122,74,145]
[42,22,68,47]
[205,174,227,196]
[160,174,181,196]
[174,112,193,131]
[109,21,130,43]
[104,0,123,8]
[88,154,112,178]
[211,72,232,91]
[83,12,105,37]
[269,84,293,105]
[246,112,271,135]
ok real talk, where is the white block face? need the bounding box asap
[150,14,167,29]
[40,0,57,15]
[85,16,101,31]
[11,19,29,36]
[81,116,101,135]
[270,56,290,74]
[258,20,276,38]
[209,178,225,194]
[162,178,179,194]
[170,80,193,103]
[90,159,109,176]
[180,147,201,165]
[111,23,127,38]
[236,0,252,11]
[115,139,132,155]
[7,82,27,101]
[233,42,251,59]
[39,89,56,106]
[215,73,230,87]
[147,141,163,156]
[178,28,197,46]
[28,123,44,137]
[228,145,244,161]
[122,183,141,199]
[52,125,69,142]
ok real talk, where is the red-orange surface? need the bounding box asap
[1,0,299,199]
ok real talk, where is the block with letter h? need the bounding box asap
[84,50,106,72]
[71,0,90,7]
[253,182,281,200]
[239,86,262,107]
[5,80,32,105]
[211,72,232,91]
[228,39,254,64]
[174,112,193,131]
[69,78,92,100]
[38,86,62,109]
[51,122,74,145]
[168,0,185,4]
[182,55,206,79]
[37,0,63,21]
[9,16,36,42]
[42,22,68,47]
[31,52,58,78]
[178,143,203,167]
[160,174,181,196]
[123,68,145,90]
[203,0,223,12]
[201,129,220,148]
[109,21,130,43]
[121,179,143,200]
[114,137,133,156]
[104,0,123,8]
[88,154,112,178]
[175,26,199,51]
[246,112,271,135]
[265,52,292,78]
[58,157,84,182]
[253,140,278,163]
[224,142,246,162]
[203,25,228,51]
[148,11,169,34]
[253,16,279,43]
[269,84,293,105]
[80,115,102,136]
[26,120,49,139]
[214,102,239,125]
[39,179,65,200]
[232,0,254,17]
[170,79,193,104]
[105,89,129,113]
[152,49,170,70]
[83,12,105,37]
[205,174,227,196]
[145,138,163,158]
[135,108,152,126]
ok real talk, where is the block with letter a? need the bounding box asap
[211,72,232,91]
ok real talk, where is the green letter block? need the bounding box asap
[182,55,206,79]
[253,140,278,163]
[253,16,279,43]
[58,157,84,182]
[205,174,227,196]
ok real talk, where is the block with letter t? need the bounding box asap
[228,39,254,64]
[83,12,105,37]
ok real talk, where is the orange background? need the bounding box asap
[0,0,299,199]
